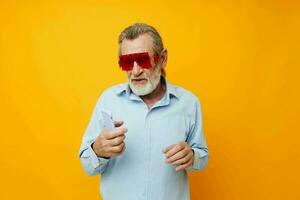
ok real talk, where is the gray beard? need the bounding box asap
[129,67,162,96]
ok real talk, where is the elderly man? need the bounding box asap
[79,23,208,200]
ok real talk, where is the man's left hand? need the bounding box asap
[163,141,194,171]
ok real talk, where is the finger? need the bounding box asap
[165,144,185,158]
[162,144,176,153]
[120,144,126,153]
[175,159,193,171]
[169,150,193,165]
[105,127,127,139]
[105,144,126,157]
[109,135,126,146]
[109,143,125,153]
[114,120,124,127]
[166,148,189,163]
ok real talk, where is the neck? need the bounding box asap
[140,78,166,110]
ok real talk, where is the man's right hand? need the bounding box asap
[92,121,127,158]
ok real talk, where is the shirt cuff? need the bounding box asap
[81,145,110,169]
[186,148,208,171]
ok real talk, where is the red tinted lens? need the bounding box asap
[119,54,134,71]
[135,53,151,69]
[119,52,152,71]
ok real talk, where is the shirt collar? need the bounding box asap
[115,76,179,99]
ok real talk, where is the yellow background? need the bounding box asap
[1,0,299,199]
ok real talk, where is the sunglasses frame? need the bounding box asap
[118,52,160,71]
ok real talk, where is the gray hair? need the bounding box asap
[118,23,166,77]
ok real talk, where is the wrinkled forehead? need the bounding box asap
[120,34,154,56]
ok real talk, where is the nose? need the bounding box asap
[131,61,143,76]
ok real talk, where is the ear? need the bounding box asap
[160,49,168,69]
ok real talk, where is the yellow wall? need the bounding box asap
[1,0,299,199]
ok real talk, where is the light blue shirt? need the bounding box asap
[79,78,208,200]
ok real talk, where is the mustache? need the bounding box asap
[129,76,149,81]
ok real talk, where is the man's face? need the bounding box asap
[120,34,162,96]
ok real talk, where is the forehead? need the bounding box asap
[120,34,153,55]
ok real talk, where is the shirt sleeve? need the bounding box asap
[78,96,110,176]
[186,98,209,172]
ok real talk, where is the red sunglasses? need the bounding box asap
[118,52,159,71]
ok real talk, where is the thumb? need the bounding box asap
[114,120,124,128]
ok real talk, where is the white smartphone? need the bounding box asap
[101,110,115,131]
